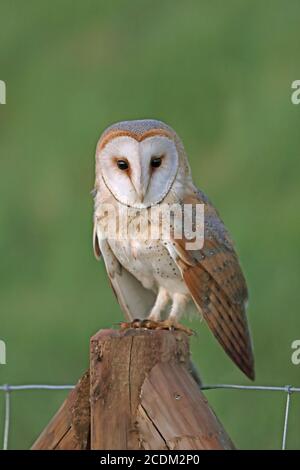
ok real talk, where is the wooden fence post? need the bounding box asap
[31,371,90,450]
[32,328,234,450]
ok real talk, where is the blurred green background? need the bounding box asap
[1,0,300,450]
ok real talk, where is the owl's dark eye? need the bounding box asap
[151,156,162,168]
[117,159,129,170]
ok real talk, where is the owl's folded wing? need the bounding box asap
[93,225,156,321]
[165,189,255,380]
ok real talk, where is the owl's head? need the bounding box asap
[95,119,190,208]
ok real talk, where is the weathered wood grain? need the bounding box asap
[90,328,190,450]
[32,328,234,450]
[31,371,90,450]
[138,361,235,450]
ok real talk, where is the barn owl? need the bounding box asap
[93,119,254,380]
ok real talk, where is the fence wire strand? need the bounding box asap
[1,382,299,450]
[282,386,292,451]
[3,386,10,451]
[1,384,74,450]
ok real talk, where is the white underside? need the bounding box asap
[107,237,190,321]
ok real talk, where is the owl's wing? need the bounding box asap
[93,225,156,321]
[165,188,254,380]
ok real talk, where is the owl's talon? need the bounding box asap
[156,320,195,336]
[140,319,159,329]
[118,319,194,335]
[119,319,142,330]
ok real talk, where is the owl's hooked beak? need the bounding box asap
[132,170,150,203]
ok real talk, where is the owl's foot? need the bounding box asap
[155,319,194,336]
[119,318,194,336]
[119,318,144,330]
